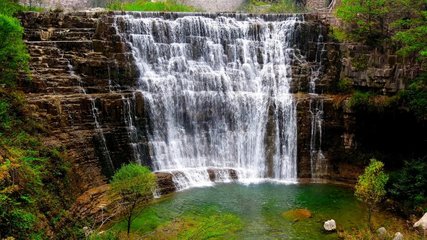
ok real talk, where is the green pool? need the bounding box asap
[113,183,367,239]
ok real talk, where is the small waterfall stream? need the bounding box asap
[122,94,144,165]
[65,56,115,172]
[115,14,305,189]
[308,31,328,178]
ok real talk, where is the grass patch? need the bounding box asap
[145,214,243,239]
[243,0,303,13]
[337,78,353,93]
[92,205,243,239]
[346,91,400,111]
[0,0,42,15]
[107,0,196,12]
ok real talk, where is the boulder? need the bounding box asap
[377,227,387,238]
[155,172,177,195]
[414,212,427,236]
[323,219,336,231]
[393,232,403,240]
[414,213,427,230]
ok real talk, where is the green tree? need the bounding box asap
[355,159,389,229]
[393,10,427,60]
[388,159,427,213]
[336,0,390,46]
[400,73,427,121]
[0,14,29,87]
[109,164,156,236]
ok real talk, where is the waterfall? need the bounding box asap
[122,94,143,164]
[66,55,114,173]
[115,13,304,190]
[309,30,327,178]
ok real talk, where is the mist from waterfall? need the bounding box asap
[115,14,303,190]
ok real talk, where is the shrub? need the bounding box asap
[0,14,29,87]
[355,159,388,229]
[388,158,427,213]
[108,164,156,236]
[347,91,373,109]
[337,78,353,93]
[400,73,427,121]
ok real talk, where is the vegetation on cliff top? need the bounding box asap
[335,0,427,121]
[107,0,196,12]
[336,0,427,60]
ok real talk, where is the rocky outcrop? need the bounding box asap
[156,172,177,195]
[339,45,421,94]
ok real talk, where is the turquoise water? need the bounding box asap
[120,183,366,239]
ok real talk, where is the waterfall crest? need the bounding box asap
[115,14,303,190]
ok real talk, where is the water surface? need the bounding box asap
[120,183,366,239]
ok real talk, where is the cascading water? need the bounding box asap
[308,30,328,178]
[66,55,114,172]
[115,13,304,189]
[122,94,143,165]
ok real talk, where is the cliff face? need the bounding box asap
[20,11,425,202]
[20,11,145,197]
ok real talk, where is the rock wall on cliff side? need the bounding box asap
[19,11,144,197]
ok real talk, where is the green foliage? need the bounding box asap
[107,0,196,12]
[109,163,156,235]
[391,0,427,60]
[0,100,12,129]
[351,55,369,71]
[0,0,43,15]
[97,207,243,239]
[355,159,388,227]
[336,0,389,46]
[335,0,427,62]
[347,91,373,109]
[89,231,119,240]
[337,78,353,93]
[388,159,427,213]
[0,14,30,87]
[329,27,349,42]
[0,2,72,239]
[110,164,156,201]
[0,0,26,16]
[393,14,427,59]
[400,73,427,121]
